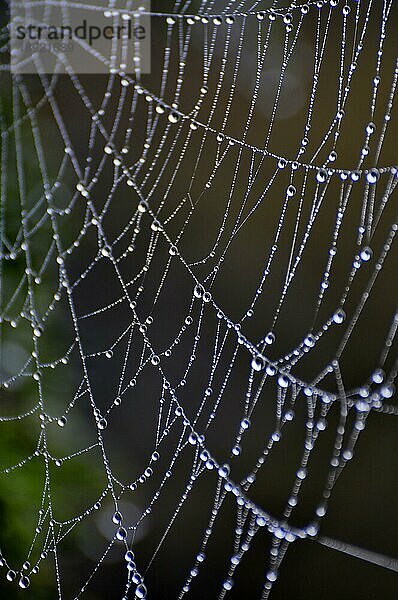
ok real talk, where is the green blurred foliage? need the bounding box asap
[0,75,103,598]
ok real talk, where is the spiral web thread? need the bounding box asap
[0,0,397,598]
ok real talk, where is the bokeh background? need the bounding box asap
[0,1,397,598]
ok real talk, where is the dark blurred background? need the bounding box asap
[0,1,397,598]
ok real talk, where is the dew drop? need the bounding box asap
[188,432,198,445]
[116,527,127,541]
[256,515,267,526]
[19,576,30,589]
[266,364,276,376]
[218,464,230,478]
[265,332,275,345]
[372,369,384,384]
[304,334,315,348]
[277,158,287,169]
[316,168,328,183]
[360,246,373,262]
[287,184,296,197]
[356,400,369,413]
[278,374,289,388]
[328,151,337,162]
[333,308,346,324]
[306,523,318,536]
[98,418,107,430]
[112,511,122,524]
[232,444,241,456]
[223,578,234,590]
[297,468,307,480]
[380,384,394,399]
[240,418,251,430]
[251,355,265,371]
[193,284,204,298]
[132,572,142,585]
[168,112,180,124]
[366,169,379,184]
[135,583,147,598]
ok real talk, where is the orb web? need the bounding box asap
[0,0,397,599]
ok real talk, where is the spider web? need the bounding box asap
[0,0,397,598]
